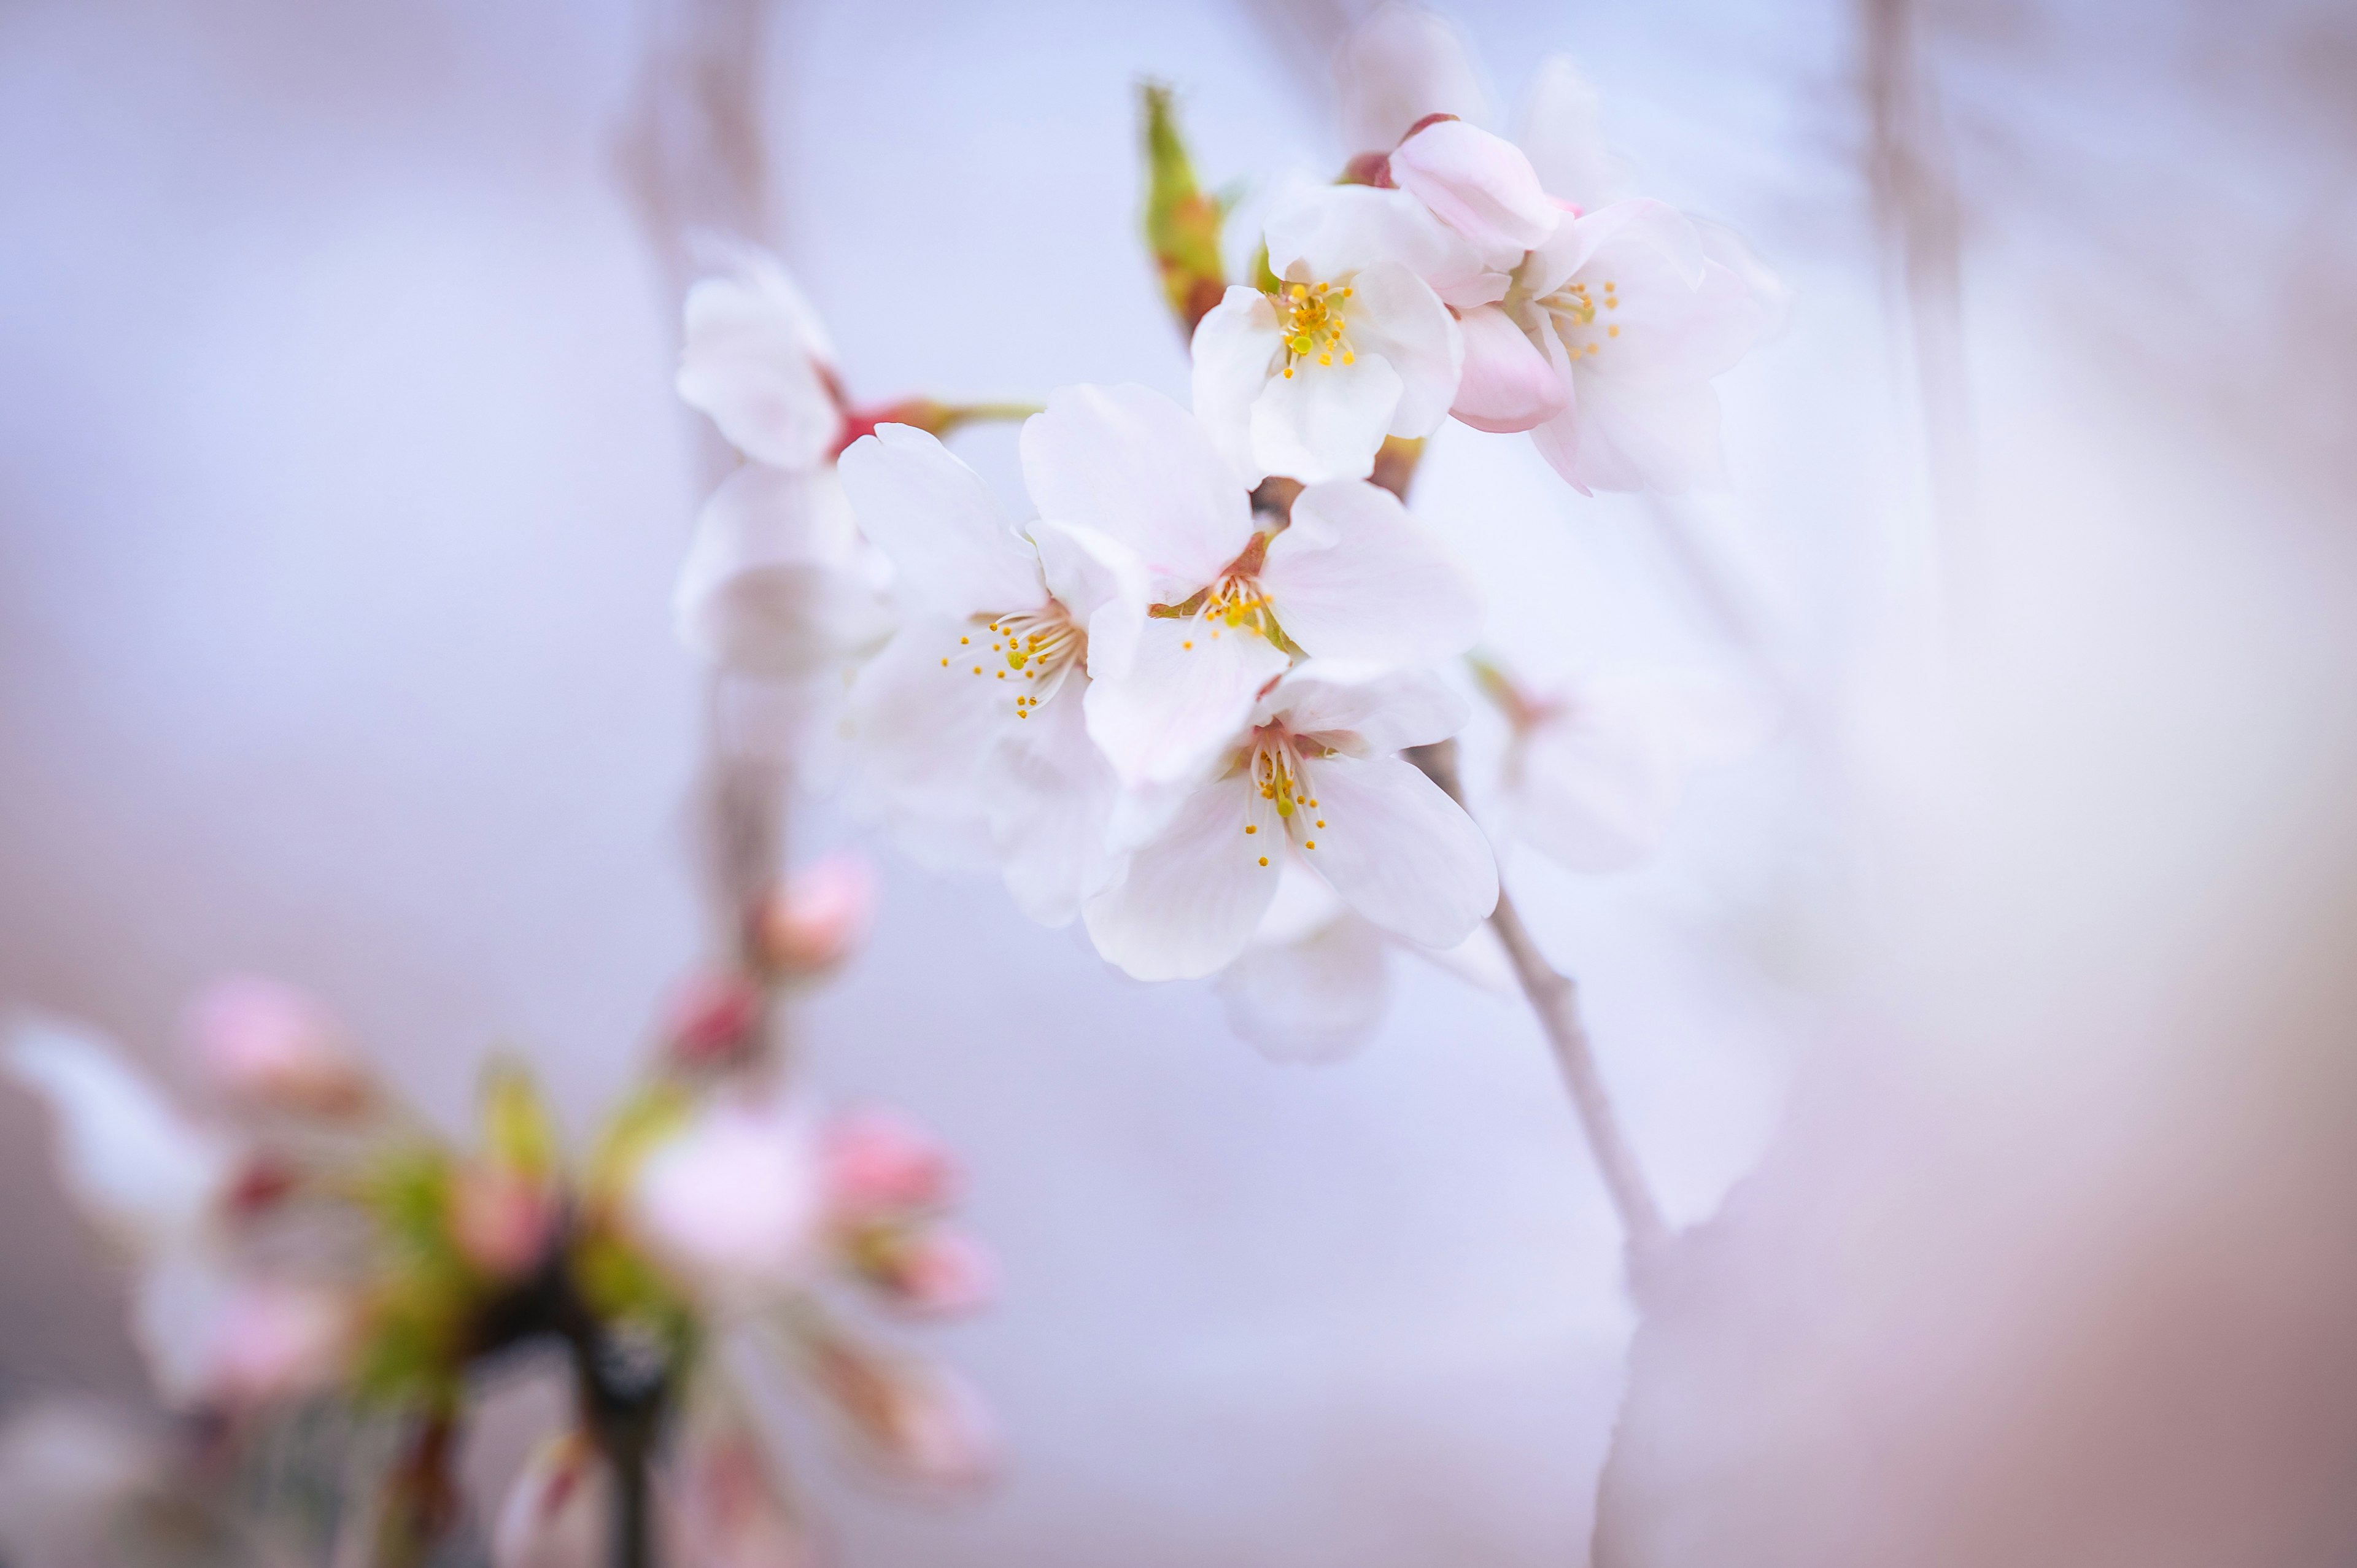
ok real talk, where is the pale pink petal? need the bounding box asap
[1026,519,1151,684]
[837,426,1045,619]
[628,1095,823,1306]
[1451,302,1569,432]
[1572,368,1726,494]
[1514,55,1632,212]
[1083,614,1289,788]
[1390,119,1557,266]
[986,682,1127,923]
[1249,353,1404,484]
[1259,660,1470,757]
[1083,771,1284,981]
[1217,903,1391,1064]
[823,1110,954,1216]
[843,618,1028,846]
[756,851,877,976]
[1527,331,1593,494]
[1338,260,1464,436]
[1260,482,1483,665]
[1188,287,1285,490]
[448,1166,558,1278]
[678,261,843,470]
[1263,184,1492,303]
[675,466,894,679]
[1019,384,1253,596]
[1293,754,1497,947]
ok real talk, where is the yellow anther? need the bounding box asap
[1290,284,1307,301]
[972,666,982,674]
[1244,824,1256,834]
[960,636,969,644]
[1608,325,1620,337]
[940,657,950,666]
[1304,840,1315,849]
[1182,640,1193,649]
[1258,856,1269,867]
[1315,819,1325,828]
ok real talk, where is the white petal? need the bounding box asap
[845,619,1024,844]
[1188,288,1285,490]
[628,1094,822,1306]
[1450,302,1568,433]
[1337,261,1463,437]
[838,426,1045,618]
[1260,658,1470,756]
[1571,367,1726,494]
[1293,754,1496,948]
[1405,921,1517,993]
[1020,384,1253,597]
[1514,56,1632,212]
[1527,331,1595,495]
[493,1433,606,1568]
[986,683,1125,925]
[6,1021,232,1251]
[1334,3,1494,150]
[1216,910,1392,1064]
[677,262,843,469]
[1083,771,1283,981]
[1248,355,1403,484]
[1260,482,1484,666]
[1264,185,1492,304]
[1026,519,1151,684]
[1083,614,1288,787]
[675,466,894,678]
[1253,856,1351,946]
[1389,120,1556,266]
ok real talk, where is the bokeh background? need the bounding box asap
[3,1,2354,1564]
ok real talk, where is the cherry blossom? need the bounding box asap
[625,1090,825,1310]
[1216,862,1512,1061]
[1085,662,1497,981]
[1020,384,1481,787]
[1191,187,1469,484]
[184,975,373,1118]
[837,420,1147,924]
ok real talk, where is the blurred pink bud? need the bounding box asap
[670,1418,811,1568]
[809,1340,995,1489]
[878,1229,994,1316]
[449,1165,558,1279]
[754,851,877,977]
[662,970,762,1067]
[493,1432,604,1568]
[199,1279,355,1410]
[184,976,372,1118]
[822,1110,953,1219]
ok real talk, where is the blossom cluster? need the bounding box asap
[676,25,1779,1047]
[4,906,989,1566]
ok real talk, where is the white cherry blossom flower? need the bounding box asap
[1481,661,1779,871]
[1020,384,1482,787]
[1334,2,1496,152]
[1215,861,1512,1062]
[676,247,844,471]
[626,1090,824,1311]
[837,421,1147,924]
[1191,188,1468,485]
[1084,662,1497,982]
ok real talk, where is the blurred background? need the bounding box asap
[2,0,2354,1564]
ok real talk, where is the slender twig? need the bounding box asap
[1409,740,1670,1257]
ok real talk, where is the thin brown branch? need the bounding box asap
[1408,740,1670,1256]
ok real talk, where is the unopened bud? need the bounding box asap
[662,971,763,1068]
[448,1164,558,1279]
[754,852,877,978]
[822,1110,953,1218]
[184,976,373,1118]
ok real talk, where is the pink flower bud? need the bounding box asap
[874,1229,994,1316]
[448,1164,557,1279]
[807,1340,994,1489]
[1390,118,1557,262]
[662,970,762,1068]
[199,1280,355,1410]
[822,1110,953,1219]
[754,852,877,978]
[184,976,372,1118]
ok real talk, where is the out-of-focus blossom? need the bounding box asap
[448,1164,559,1279]
[668,1405,810,1568]
[133,1245,354,1412]
[660,968,765,1068]
[754,850,877,977]
[1023,384,1482,786]
[1192,188,1468,484]
[0,1401,251,1568]
[1334,2,1496,152]
[184,976,374,1118]
[1086,662,1496,980]
[6,1019,236,1250]
[838,420,1145,924]
[628,1091,823,1308]
[492,1432,606,1568]
[1480,660,1778,872]
[1215,860,1512,1061]
[677,249,844,470]
[821,1109,954,1218]
[803,1338,995,1488]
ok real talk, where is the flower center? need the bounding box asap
[1536,275,1620,361]
[1275,280,1357,380]
[940,604,1085,719]
[1238,729,1331,862]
